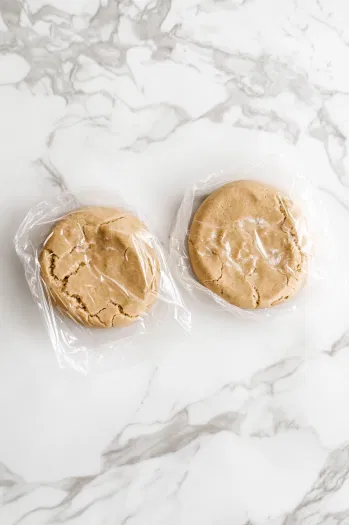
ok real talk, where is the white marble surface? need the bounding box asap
[2,0,349,523]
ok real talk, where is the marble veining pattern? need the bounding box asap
[2,0,349,524]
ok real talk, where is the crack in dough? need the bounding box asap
[98,216,127,228]
[40,207,160,328]
[45,254,135,323]
[276,194,304,267]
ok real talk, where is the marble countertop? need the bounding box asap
[2,0,349,524]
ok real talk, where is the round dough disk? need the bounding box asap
[39,207,160,328]
[188,180,308,309]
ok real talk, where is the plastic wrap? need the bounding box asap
[14,191,190,374]
[170,161,326,319]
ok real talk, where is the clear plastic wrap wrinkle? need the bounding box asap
[14,191,191,374]
[170,164,327,319]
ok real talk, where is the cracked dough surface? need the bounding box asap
[39,207,160,328]
[188,180,308,309]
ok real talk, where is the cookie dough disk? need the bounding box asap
[39,207,160,328]
[188,180,307,309]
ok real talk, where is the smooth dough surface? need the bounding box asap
[40,207,160,328]
[188,180,308,309]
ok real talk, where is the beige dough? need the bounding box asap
[39,207,160,328]
[188,180,308,309]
